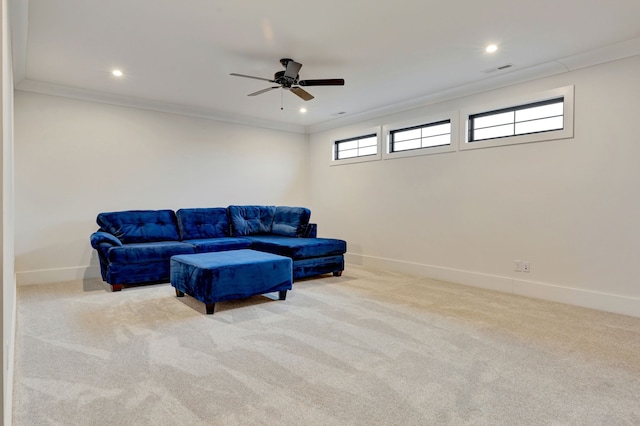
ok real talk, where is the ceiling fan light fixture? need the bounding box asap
[299,107,307,113]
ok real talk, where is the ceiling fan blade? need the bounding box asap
[284,60,302,79]
[230,73,275,83]
[290,87,314,101]
[248,87,279,96]
[298,78,345,86]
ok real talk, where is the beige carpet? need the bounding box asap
[12,265,640,425]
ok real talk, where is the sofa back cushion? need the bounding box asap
[228,205,276,236]
[271,206,311,237]
[97,210,180,244]
[176,208,230,240]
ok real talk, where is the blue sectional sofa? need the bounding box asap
[90,205,347,291]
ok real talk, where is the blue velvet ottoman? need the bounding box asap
[170,250,293,314]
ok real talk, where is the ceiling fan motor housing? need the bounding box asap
[274,70,298,87]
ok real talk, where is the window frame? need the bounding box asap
[330,127,382,166]
[459,85,574,151]
[383,111,457,160]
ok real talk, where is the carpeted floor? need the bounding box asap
[12,265,640,425]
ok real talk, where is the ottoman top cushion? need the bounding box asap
[171,249,290,268]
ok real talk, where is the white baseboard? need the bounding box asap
[15,265,101,286]
[345,253,640,318]
[512,278,640,318]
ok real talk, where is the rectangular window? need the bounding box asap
[460,86,574,150]
[335,134,378,160]
[469,97,564,142]
[390,120,451,153]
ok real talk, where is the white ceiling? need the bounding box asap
[10,0,640,133]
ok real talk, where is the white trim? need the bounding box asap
[345,253,640,318]
[308,37,640,134]
[16,265,101,286]
[15,80,307,134]
[329,126,382,166]
[9,29,640,136]
[382,110,458,160]
[459,85,575,150]
[557,37,640,71]
[345,253,513,293]
[512,277,640,318]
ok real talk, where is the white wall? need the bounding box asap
[14,92,308,284]
[309,55,640,317]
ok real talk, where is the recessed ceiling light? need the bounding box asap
[299,107,307,113]
[112,69,123,77]
[485,44,498,53]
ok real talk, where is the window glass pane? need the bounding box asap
[338,140,358,151]
[390,120,451,153]
[358,136,377,148]
[393,128,421,142]
[422,133,450,148]
[394,139,422,152]
[422,122,451,138]
[515,116,563,134]
[516,102,563,122]
[473,123,514,141]
[358,145,377,156]
[474,111,514,129]
[338,149,358,159]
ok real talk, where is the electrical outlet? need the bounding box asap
[514,260,522,272]
[522,261,530,273]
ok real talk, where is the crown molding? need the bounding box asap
[556,37,640,71]
[14,79,307,134]
[306,37,640,134]
[11,12,640,137]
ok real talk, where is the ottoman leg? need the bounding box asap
[111,284,123,292]
[175,288,184,297]
[205,303,216,315]
[333,270,343,277]
[279,290,287,300]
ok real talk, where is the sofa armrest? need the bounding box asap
[303,223,317,238]
[90,231,123,249]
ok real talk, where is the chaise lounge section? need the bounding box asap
[90,205,346,291]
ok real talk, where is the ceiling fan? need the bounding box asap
[230,58,345,101]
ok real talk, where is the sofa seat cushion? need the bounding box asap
[228,205,276,236]
[244,236,347,260]
[271,206,311,237]
[107,241,195,263]
[176,208,231,240]
[97,210,180,244]
[184,237,253,253]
